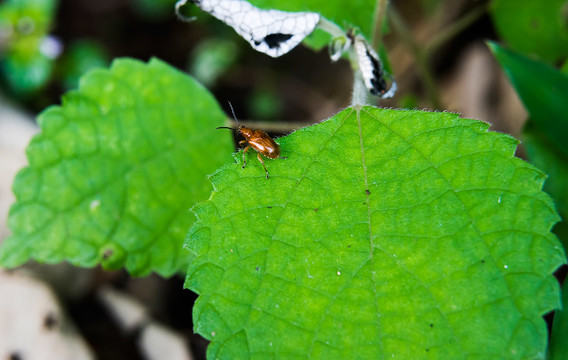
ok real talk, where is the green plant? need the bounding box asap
[1,0,567,359]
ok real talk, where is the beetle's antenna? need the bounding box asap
[216,126,234,130]
[227,101,240,127]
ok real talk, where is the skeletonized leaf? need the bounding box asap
[180,0,320,57]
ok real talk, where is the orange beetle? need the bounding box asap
[217,103,284,179]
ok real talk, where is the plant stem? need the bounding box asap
[351,71,370,106]
[425,3,488,55]
[388,6,441,109]
[371,0,390,49]
[388,3,488,109]
[317,17,346,39]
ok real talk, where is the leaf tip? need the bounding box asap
[486,40,499,53]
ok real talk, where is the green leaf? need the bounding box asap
[489,0,568,63]
[550,276,568,360]
[0,58,234,277]
[488,41,568,158]
[489,41,568,247]
[186,106,565,359]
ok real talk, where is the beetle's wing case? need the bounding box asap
[248,130,281,158]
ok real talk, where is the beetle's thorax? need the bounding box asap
[238,126,254,139]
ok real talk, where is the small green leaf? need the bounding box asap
[488,41,568,158]
[0,58,233,277]
[186,106,565,359]
[550,276,568,360]
[490,0,568,63]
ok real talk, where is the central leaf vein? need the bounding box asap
[356,106,384,357]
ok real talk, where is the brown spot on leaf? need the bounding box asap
[103,249,113,260]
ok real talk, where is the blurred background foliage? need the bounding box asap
[1,0,567,359]
[0,0,59,95]
[2,0,566,124]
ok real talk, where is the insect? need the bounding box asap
[217,103,283,179]
[175,0,320,57]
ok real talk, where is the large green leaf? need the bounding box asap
[490,0,568,63]
[488,42,568,158]
[186,106,565,359]
[0,58,233,277]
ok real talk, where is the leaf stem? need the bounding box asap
[351,71,371,106]
[317,17,346,39]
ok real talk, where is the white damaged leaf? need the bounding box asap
[176,0,320,57]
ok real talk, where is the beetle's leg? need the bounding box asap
[238,140,247,148]
[242,145,250,169]
[257,152,269,179]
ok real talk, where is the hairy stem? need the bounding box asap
[351,70,371,106]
